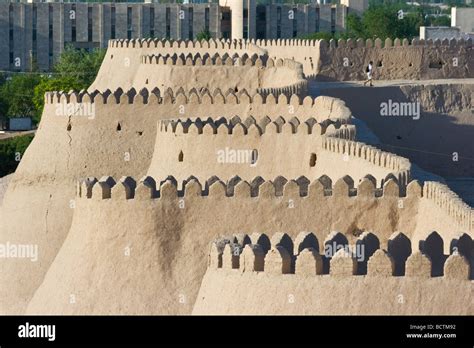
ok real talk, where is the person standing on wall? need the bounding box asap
[363,61,374,87]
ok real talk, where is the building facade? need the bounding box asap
[0,1,358,71]
[418,7,474,41]
[451,7,474,34]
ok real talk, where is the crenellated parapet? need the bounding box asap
[320,37,473,50]
[8,31,474,317]
[257,80,308,100]
[158,116,353,139]
[43,89,351,122]
[75,174,474,235]
[45,87,312,106]
[141,52,267,67]
[137,50,307,98]
[44,87,263,106]
[107,38,319,50]
[76,175,419,201]
[108,38,259,50]
[256,38,320,48]
[103,37,473,84]
[423,181,473,232]
[208,231,472,280]
[321,136,411,185]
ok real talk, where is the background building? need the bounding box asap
[451,7,474,34]
[0,0,365,71]
[419,7,474,41]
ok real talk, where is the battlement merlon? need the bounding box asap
[74,175,473,233]
[77,175,422,200]
[107,37,472,50]
[107,38,318,49]
[141,52,268,67]
[43,90,352,121]
[158,116,354,138]
[140,52,304,73]
[321,136,411,175]
[208,231,472,280]
[321,37,473,50]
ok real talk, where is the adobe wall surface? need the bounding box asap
[255,39,322,79]
[320,83,474,177]
[94,39,321,86]
[25,175,472,314]
[148,121,410,187]
[0,90,348,314]
[413,182,473,250]
[134,54,306,96]
[90,40,266,92]
[319,137,411,186]
[0,101,157,314]
[317,38,474,81]
[193,270,472,315]
[90,39,474,91]
[193,228,472,315]
[2,38,473,316]
[148,118,358,185]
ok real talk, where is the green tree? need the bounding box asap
[362,6,401,39]
[31,46,106,121]
[427,15,451,27]
[54,46,106,87]
[395,10,423,39]
[0,73,8,129]
[0,134,34,176]
[346,13,365,38]
[0,74,42,120]
[33,76,84,123]
[196,29,212,41]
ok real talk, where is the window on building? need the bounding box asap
[256,5,266,39]
[205,7,210,32]
[32,4,37,62]
[9,4,14,67]
[331,7,336,34]
[111,6,116,39]
[292,7,297,38]
[49,5,54,67]
[243,8,248,39]
[189,8,193,39]
[88,7,93,42]
[127,7,133,39]
[71,4,76,42]
[222,11,230,21]
[166,7,171,39]
[276,7,281,39]
[315,8,320,32]
[220,8,231,39]
[150,7,155,38]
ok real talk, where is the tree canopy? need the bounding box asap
[303,3,450,41]
[196,29,212,41]
[53,46,106,87]
[0,46,105,126]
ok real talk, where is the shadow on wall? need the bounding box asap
[419,231,449,277]
[449,233,474,280]
[216,230,474,279]
[319,85,474,178]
